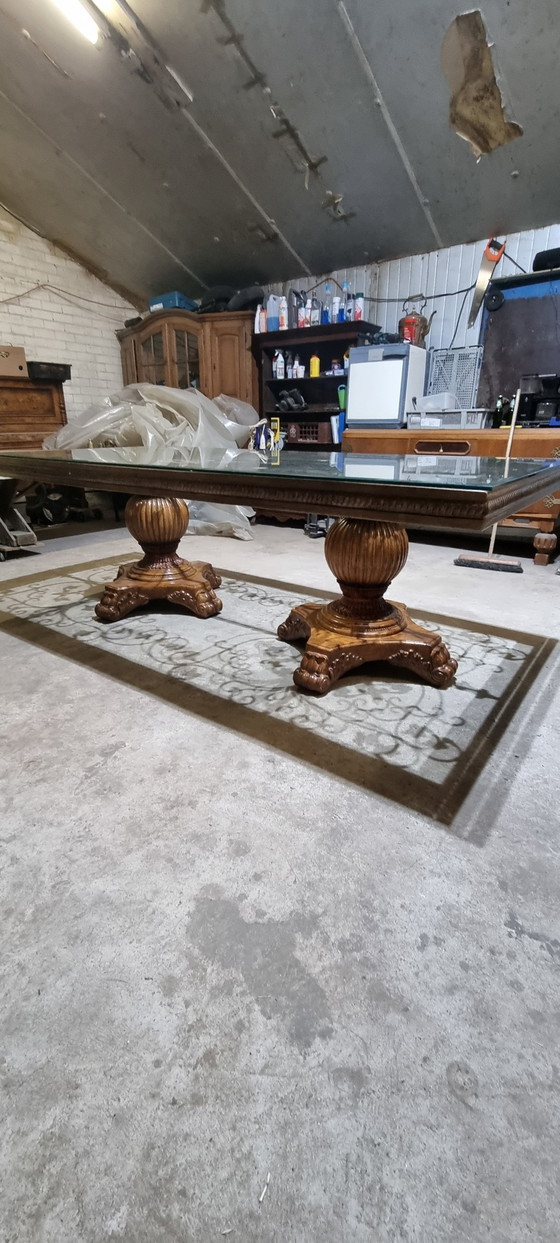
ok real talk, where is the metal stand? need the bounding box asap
[0,479,37,560]
[304,514,335,539]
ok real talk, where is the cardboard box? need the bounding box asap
[0,346,28,378]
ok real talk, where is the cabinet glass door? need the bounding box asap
[139,330,166,385]
[174,329,200,389]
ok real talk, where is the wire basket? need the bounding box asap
[427,346,483,408]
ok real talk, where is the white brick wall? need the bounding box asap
[0,206,137,419]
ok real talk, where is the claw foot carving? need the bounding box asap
[388,640,457,688]
[293,647,364,695]
[277,610,310,643]
[96,586,149,621]
[167,587,223,618]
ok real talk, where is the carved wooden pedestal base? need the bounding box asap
[278,518,457,695]
[96,497,222,622]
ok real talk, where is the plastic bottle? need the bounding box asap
[276,350,285,380]
[345,283,354,321]
[258,305,267,333]
[311,296,321,326]
[272,350,279,379]
[338,283,348,322]
[310,353,320,378]
[254,304,262,333]
[286,351,293,380]
[288,289,300,330]
[279,296,288,330]
[354,293,364,321]
[297,298,306,329]
[304,296,312,328]
[321,283,332,324]
[332,295,341,323]
[293,354,300,378]
[267,294,280,332]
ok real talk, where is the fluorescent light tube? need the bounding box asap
[50,0,100,45]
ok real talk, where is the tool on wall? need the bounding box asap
[467,238,506,327]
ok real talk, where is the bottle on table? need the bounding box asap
[321,284,332,324]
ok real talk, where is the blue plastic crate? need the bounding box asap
[148,291,199,313]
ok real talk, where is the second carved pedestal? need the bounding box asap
[278,517,457,694]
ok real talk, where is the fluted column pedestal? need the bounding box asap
[278,518,457,694]
[96,496,222,622]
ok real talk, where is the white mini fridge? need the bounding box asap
[345,343,427,429]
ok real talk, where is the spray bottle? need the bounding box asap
[345,283,354,321]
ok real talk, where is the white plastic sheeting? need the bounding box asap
[44,384,265,539]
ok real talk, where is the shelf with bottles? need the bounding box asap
[255,320,380,346]
[254,284,378,335]
[266,376,347,389]
[263,403,341,418]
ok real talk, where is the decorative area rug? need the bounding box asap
[0,556,555,833]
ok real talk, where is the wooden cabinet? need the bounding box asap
[117,309,257,405]
[342,427,560,564]
[0,376,67,451]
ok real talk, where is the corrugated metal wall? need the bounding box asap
[375,225,560,350]
[266,225,560,348]
[266,264,377,308]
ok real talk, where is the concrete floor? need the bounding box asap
[1,523,560,1242]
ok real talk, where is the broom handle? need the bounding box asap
[504,388,521,469]
[488,388,521,555]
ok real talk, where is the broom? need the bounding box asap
[454,388,523,572]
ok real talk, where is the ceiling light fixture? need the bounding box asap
[50,0,100,45]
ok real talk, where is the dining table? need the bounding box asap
[1,446,559,694]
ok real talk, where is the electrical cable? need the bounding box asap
[0,280,132,315]
[365,282,476,305]
[447,286,473,350]
[503,251,527,274]
[293,280,479,304]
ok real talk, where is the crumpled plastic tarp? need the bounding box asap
[44,384,265,539]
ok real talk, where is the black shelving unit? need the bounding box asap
[253,321,380,449]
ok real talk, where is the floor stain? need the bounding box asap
[446,1061,479,1108]
[186,894,332,1050]
[505,912,560,960]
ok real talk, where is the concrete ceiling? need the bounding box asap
[0,0,558,301]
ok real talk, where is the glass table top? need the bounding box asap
[1,446,559,492]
